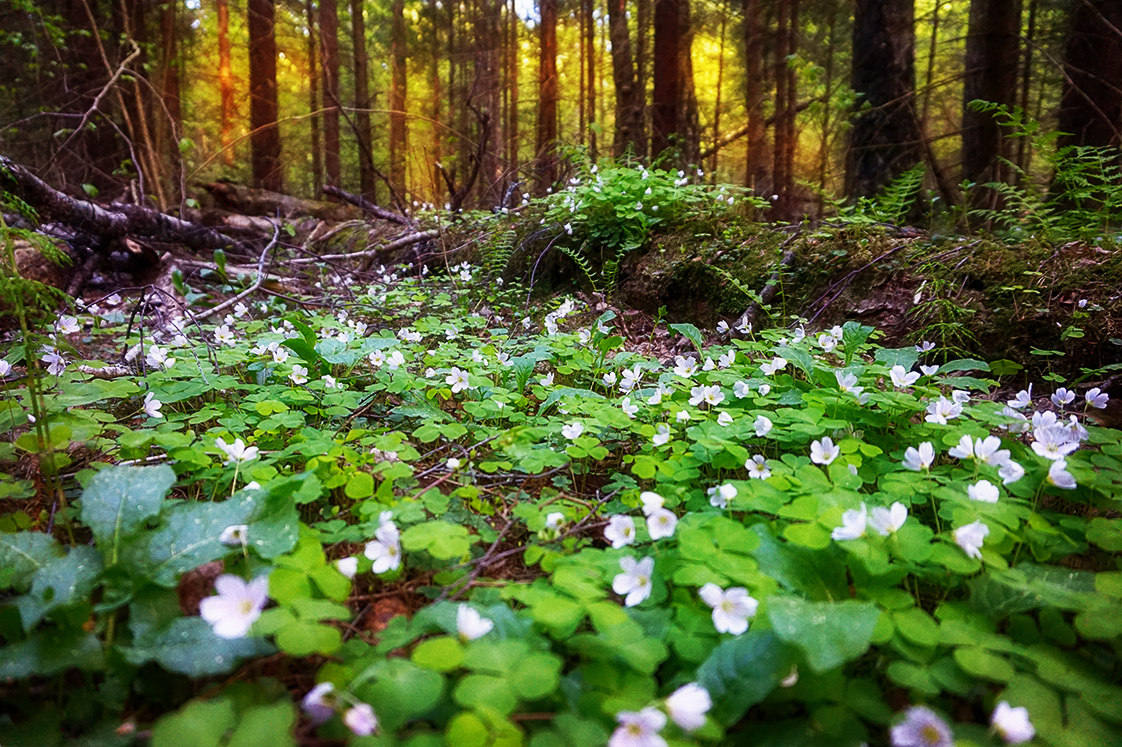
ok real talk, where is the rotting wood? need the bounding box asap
[201,181,361,222]
[1,156,244,255]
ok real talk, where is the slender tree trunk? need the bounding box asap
[743,0,766,190]
[248,0,283,191]
[537,0,558,190]
[475,0,503,203]
[389,0,407,197]
[676,0,700,166]
[320,0,341,188]
[1016,0,1037,176]
[158,0,181,197]
[920,0,939,127]
[507,0,519,170]
[1057,0,1122,150]
[430,0,443,198]
[962,0,1021,200]
[846,0,923,201]
[637,0,650,139]
[353,0,376,198]
[608,0,645,158]
[710,0,728,176]
[772,0,789,209]
[217,0,235,167]
[584,0,597,159]
[817,0,838,213]
[784,0,798,202]
[306,0,322,194]
[651,0,680,159]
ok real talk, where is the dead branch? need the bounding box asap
[321,185,413,226]
[1,156,244,255]
[199,223,280,321]
[289,230,437,265]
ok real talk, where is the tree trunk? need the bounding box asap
[320,0,341,188]
[507,0,520,170]
[1016,0,1038,176]
[217,0,235,167]
[474,0,503,203]
[537,0,558,190]
[353,0,376,199]
[772,0,789,210]
[248,0,283,192]
[584,0,597,159]
[651,0,680,159]
[676,0,700,166]
[846,0,923,200]
[306,0,322,194]
[962,0,1021,197]
[390,0,408,197]
[1056,0,1122,150]
[608,0,646,158]
[710,0,728,175]
[743,0,767,190]
[430,0,444,199]
[159,0,181,149]
[637,0,650,140]
[783,0,798,201]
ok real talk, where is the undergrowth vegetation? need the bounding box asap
[2,250,1122,746]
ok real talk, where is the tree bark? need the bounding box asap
[475,0,503,203]
[608,0,646,158]
[354,0,376,198]
[217,0,235,167]
[651,0,680,159]
[537,0,558,190]
[1057,0,1122,150]
[962,0,1021,196]
[772,0,789,209]
[743,0,767,190]
[320,0,341,188]
[846,0,923,200]
[306,0,322,194]
[390,0,408,196]
[248,0,283,192]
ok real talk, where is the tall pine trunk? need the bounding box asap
[390,0,408,197]
[608,0,645,158]
[962,0,1021,202]
[248,0,283,192]
[306,0,322,194]
[1056,0,1122,150]
[743,0,767,190]
[650,0,680,159]
[846,0,922,201]
[218,0,235,167]
[537,0,558,190]
[353,0,376,199]
[320,0,341,188]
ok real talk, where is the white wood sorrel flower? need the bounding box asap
[954,520,990,560]
[199,574,269,639]
[613,556,655,607]
[215,437,259,464]
[456,604,494,641]
[665,682,712,731]
[991,701,1035,744]
[891,705,953,747]
[609,707,667,747]
[364,517,402,573]
[699,583,758,635]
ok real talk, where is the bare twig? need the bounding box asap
[199,224,280,321]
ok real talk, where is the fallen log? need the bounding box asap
[201,181,362,222]
[0,156,244,255]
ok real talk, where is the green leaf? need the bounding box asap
[122,616,274,676]
[355,658,444,732]
[952,646,1015,682]
[696,629,794,726]
[413,636,465,671]
[0,531,64,590]
[767,597,880,673]
[874,346,919,371]
[401,520,473,559]
[938,358,990,373]
[453,673,518,715]
[13,545,102,632]
[0,628,105,677]
[152,698,236,747]
[670,321,706,352]
[225,700,297,747]
[127,489,298,586]
[79,464,175,565]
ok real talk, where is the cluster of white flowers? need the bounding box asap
[889,702,1033,746]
